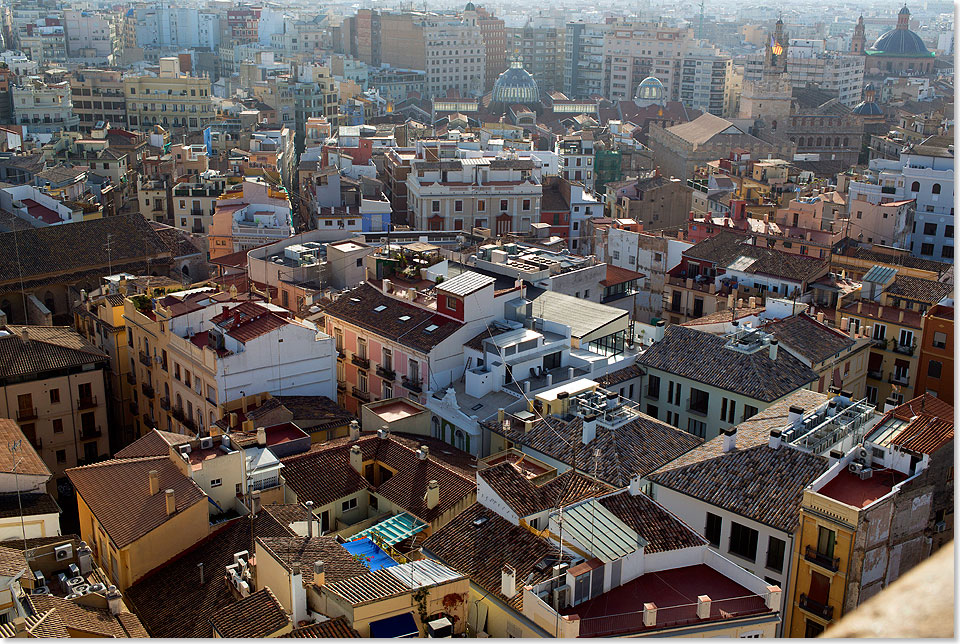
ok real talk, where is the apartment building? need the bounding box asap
[422,14,486,98]
[17,19,67,65]
[637,324,819,440]
[123,287,336,438]
[913,302,953,404]
[63,9,113,63]
[741,51,864,107]
[172,170,232,235]
[563,21,611,99]
[0,326,110,497]
[506,24,564,94]
[787,395,953,636]
[70,69,127,131]
[124,57,214,132]
[407,155,542,234]
[679,42,734,117]
[208,178,294,259]
[473,5,506,93]
[600,23,693,103]
[12,76,79,134]
[556,131,596,193]
[0,418,60,541]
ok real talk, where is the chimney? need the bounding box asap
[883,396,899,413]
[653,319,666,342]
[581,414,597,444]
[768,339,778,360]
[497,408,505,425]
[425,480,439,510]
[857,301,862,314]
[12,617,26,637]
[748,296,756,308]
[105,585,122,616]
[304,501,314,537]
[290,563,307,624]
[256,427,267,447]
[501,564,517,597]
[349,445,363,473]
[148,470,160,496]
[737,298,744,308]
[349,420,360,441]
[629,474,642,496]
[816,311,824,324]
[313,560,325,586]
[523,418,533,433]
[377,427,389,440]
[721,427,737,453]
[642,603,657,627]
[696,595,712,619]
[898,310,904,323]
[242,419,254,434]
[828,449,844,466]
[418,445,429,460]
[198,562,205,585]
[20,328,28,343]
[765,585,782,612]
[788,405,804,427]
[840,317,849,331]
[165,489,176,515]
[769,430,782,450]
[229,412,238,428]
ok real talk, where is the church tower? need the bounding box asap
[738,18,793,131]
[851,15,865,55]
[763,17,789,76]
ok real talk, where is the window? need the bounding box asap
[729,522,759,561]
[817,526,836,559]
[646,404,658,418]
[49,388,60,404]
[910,181,920,192]
[454,200,463,212]
[720,397,736,423]
[689,388,709,414]
[357,338,368,360]
[933,331,947,349]
[924,222,938,235]
[341,497,358,512]
[687,418,706,437]
[946,226,954,238]
[766,536,785,572]
[921,243,934,256]
[358,371,368,394]
[646,374,660,399]
[210,478,222,487]
[705,512,722,546]
[56,449,67,464]
[873,324,886,340]
[805,620,825,638]
[932,183,941,194]
[927,360,942,379]
[743,405,759,421]
[522,199,531,211]
[477,200,485,211]
[500,200,508,211]
[431,200,440,212]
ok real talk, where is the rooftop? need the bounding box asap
[0,326,109,380]
[762,313,856,364]
[817,467,909,509]
[479,462,612,518]
[208,587,289,638]
[0,418,49,477]
[866,394,954,455]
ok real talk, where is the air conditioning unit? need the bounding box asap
[858,468,873,480]
[551,585,570,610]
[848,462,863,475]
[935,521,946,533]
[54,543,73,561]
[31,586,50,595]
[200,437,213,449]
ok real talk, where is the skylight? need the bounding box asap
[399,315,411,322]
[424,324,439,333]
[374,305,387,312]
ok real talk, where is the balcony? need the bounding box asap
[139,351,152,367]
[352,387,371,402]
[16,407,38,422]
[891,340,916,356]
[401,376,423,394]
[376,364,396,381]
[77,395,98,410]
[126,372,137,385]
[159,396,170,411]
[351,354,370,370]
[799,593,834,621]
[867,369,884,380]
[804,545,841,572]
[871,337,888,350]
[337,381,347,392]
[141,383,155,399]
[80,425,102,440]
[889,373,910,386]
[336,347,345,360]
[183,417,197,432]
[142,413,156,428]
[172,406,186,423]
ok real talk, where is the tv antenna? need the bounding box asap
[8,439,28,552]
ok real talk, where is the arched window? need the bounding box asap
[911,181,920,192]
[431,416,440,440]
[176,393,183,411]
[843,137,849,146]
[182,264,190,278]
[932,183,942,194]
[834,137,840,147]
[454,428,466,451]
[816,137,822,146]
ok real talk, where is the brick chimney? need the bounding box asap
[148,470,160,496]
[165,489,176,515]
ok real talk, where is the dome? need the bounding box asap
[492,61,539,105]
[465,2,475,10]
[868,27,931,56]
[634,76,666,107]
[852,101,883,116]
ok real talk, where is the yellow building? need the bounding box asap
[124,57,214,131]
[67,454,209,591]
[0,325,111,495]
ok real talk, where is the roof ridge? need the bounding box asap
[66,454,169,471]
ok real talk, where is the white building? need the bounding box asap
[0,184,76,226]
[423,14,486,98]
[12,77,80,134]
[63,10,113,63]
[679,42,734,116]
[0,51,39,77]
[741,52,865,107]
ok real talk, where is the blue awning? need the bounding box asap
[369,612,419,638]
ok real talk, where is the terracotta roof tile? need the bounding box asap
[597,491,707,553]
[0,492,59,519]
[886,275,953,304]
[0,545,27,576]
[684,230,830,282]
[256,536,370,586]
[594,361,645,387]
[209,587,290,638]
[28,595,147,638]
[762,313,856,364]
[638,325,819,402]
[67,456,206,549]
[114,429,191,458]
[282,616,360,638]
[881,394,954,455]
[479,463,612,518]
[0,326,108,379]
[0,419,49,477]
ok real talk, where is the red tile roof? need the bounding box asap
[600,265,646,287]
[884,394,953,455]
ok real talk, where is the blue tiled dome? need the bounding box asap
[634,76,665,107]
[869,28,931,56]
[492,61,539,105]
[852,101,883,116]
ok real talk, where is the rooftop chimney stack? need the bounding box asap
[229,412,238,428]
[653,319,666,342]
[378,427,389,440]
[105,586,122,616]
[769,430,782,450]
[148,470,160,496]
[418,445,429,460]
[313,560,325,586]
[840,317,849,331]
[816,311,824,324]
[768,339,778,360]
[250,490,261,517]
[198,562,205,585]
[165,489,176,515]
[581,414,597,444]
[20,328,28,343]
[788,405,804,427]
[349,420,360,441]
[721,428,737,453]
[256,427,267,447]
[629,474,642,496]
[305,501,314,537]
[426,479,439,510]
[501,564,517,598]
[349,445,363,473]
[12,617,26,637]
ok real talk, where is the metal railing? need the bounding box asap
[889,373,910,386]
[351,354,370,369]
[799,593,834,621]
[804,545,840,572]
[16,407,37,421]
[867,369,884,380]
[126,372,137,385]
[159,396,170,411]
[352,386,371,402]
[141,383,155,398]
[139,351,152,367]
[376,364,396,381]
[891,340,916,356]
[77,395,98,410]
[402,376,423,393]
[80,425,102,440]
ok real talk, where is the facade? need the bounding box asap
[555,132,595,193]
[600,23,692,103]
[787,394,953,637]
[422,14,486,98]
[913,302,953,404]
[474,5,506,93]
[607,174,693,232]
[741,51,865,107]
[172,170,232,235]
[208,178,294,259]
[505,25,564,94]
[123,57,214,132]
[563,21,610,99]
[678,42,734,116]
[70,69,127,131]
[63,9,113,63]
[12,77,79,134]
[0,417,60,541]
[0,326,110,499]
[863,6,936,76]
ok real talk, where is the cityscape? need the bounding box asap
[0,0,952,638]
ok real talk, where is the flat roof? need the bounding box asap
[817,467,909,509]
[371,399,426,423]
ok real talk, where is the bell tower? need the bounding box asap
[851,15,865,55]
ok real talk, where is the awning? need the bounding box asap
[369,612,419,638]
[350,512,427,547]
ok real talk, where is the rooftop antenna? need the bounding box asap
[8,439,28,552]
